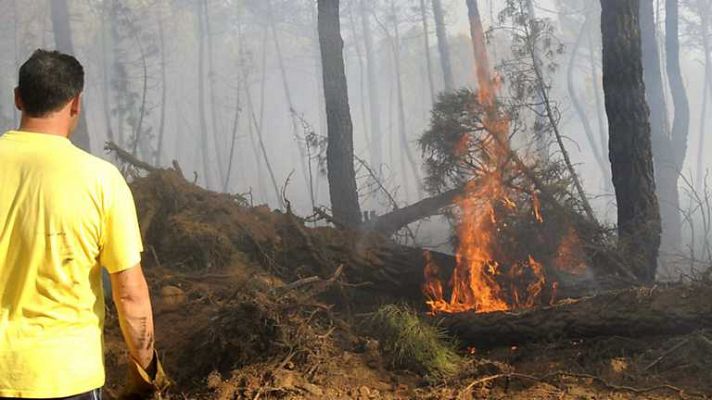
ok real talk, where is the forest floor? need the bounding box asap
[100,169,712,399]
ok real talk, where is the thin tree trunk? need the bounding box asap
[600,0,661,282]
[432,0,455,92]
[419,0,436,103]
[267,0,314,208]
[567,15,608,179]
[128,21,148,159]
[318,0,362,227]
[699,51,711,191]
[640,0,681,252]
[662,0,689,251]
[309,0,327,144]
[526,0,549,160]
[224,74,241,193]
[360,0,383,168]
[244,63,283,209]
[50,0,91,152]
[197,1,213,189]
[100,6,115,143]
[521,1,596,222]
[390,0,423,199]
[697,3,711,192]
[587,28,609,175]
[156,9,167,166]
[204,0,225,185]
[347,4,372,156]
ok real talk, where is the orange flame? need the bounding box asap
[423,4,549,314]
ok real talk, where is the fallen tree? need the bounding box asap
[437,284,712,349]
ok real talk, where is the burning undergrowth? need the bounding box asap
[419,84,608,314]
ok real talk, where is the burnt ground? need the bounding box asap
[100,170,712,399]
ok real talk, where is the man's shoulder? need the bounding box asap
[71,147,122,176]
[68,147,127,189]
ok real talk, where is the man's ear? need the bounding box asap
[14,87,23,111]
[70,93,82,116]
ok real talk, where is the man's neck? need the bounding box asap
[18,116,70,138]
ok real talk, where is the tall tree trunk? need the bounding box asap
[567,15,608,181]
[318,0,362,227]
[600,0,661,282]
[156,9,167,166]
[347,5,372,158]
[360,0,383,168]
[390,0,423,200]
[267,0,315,208]
[526,0,549,160]
[587,28,609,175]
[204,0,225,186]
[100,4,115,143]
[695,9,712,191]
[663,0,690,250]
[224,70,241,193]
[432,0,455,92]
[640,0,681,252]
[50,0,91,152]
[197,1,213,189]
[521,0,596,221]
[697,2,711,192]
[419,0,436,102]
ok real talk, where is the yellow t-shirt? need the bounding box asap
[0,130,143,397]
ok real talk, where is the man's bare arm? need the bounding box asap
[110,264,155,370]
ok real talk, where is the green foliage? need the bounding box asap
[369,304,463,380]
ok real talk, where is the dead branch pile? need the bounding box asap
[130,169,455,303]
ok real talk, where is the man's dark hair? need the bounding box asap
[17,49,84,117]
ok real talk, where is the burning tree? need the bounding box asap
[418,0,554,314]
[418,0,632,314]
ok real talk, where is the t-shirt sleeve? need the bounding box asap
[98,168,144,273]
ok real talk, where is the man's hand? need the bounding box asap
[119,350,171,400]
[110,265,169,397]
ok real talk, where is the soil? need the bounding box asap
[101,170,712,399]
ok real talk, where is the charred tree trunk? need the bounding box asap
[439,284,712,349]
[318,0,362,228]
[50,0,91,152]
[640,0,682,253]
[600,0,661,282]
[432,0,455,92]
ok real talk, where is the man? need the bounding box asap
[0,50,168,399]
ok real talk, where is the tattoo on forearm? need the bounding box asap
[135,317,153,351]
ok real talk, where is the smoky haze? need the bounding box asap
[1,0,710,274]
